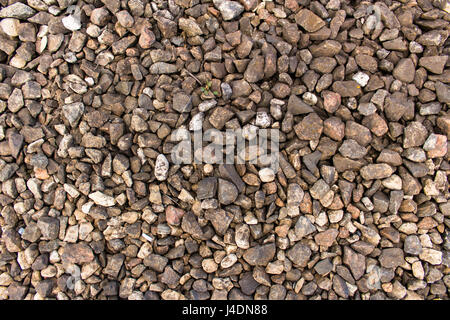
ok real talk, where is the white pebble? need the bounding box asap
[302,92,318,105]
[352,72,370,87]
[255,111,271,128]
[62,15,81,31]
[154,154,169,181]
[259,167,275,182]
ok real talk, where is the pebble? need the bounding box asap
[88,191,115,207]
[218,179,238,205]
[0,3,35,19]
[213,0,244,21]
[62,15,81,31]
[154,154,169,181]
[258,168,275,182]
[352,72,370,87]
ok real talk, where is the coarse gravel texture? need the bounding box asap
[0,0,449,300]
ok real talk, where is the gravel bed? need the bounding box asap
[0,0,449,300]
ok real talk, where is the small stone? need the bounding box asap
[403,122,428,148]
[143,254,168,273]
[154,154,169,181]
[379,248,405,269]
[0,18,20,37]
[197,177,218,200]
[213,0,244,21]
[393,58,415,83]
[418,56,448,74]
[338,139,367,159]
[423,134,447,158]
[62,15,81,31]
[165,206,185,226]
[244,56,265,83]
[255,111,271,128]
[303,92,318,105]
[287,94,314,115]
[287,243,311,267]
[259,168,275,183]
[294,216,316,239]
[91,8,110,26]
[62,243,94,264]
[332,81,362,97]
[322,91,341,113]
[218,179,238,205]
[314,229,339,247]
[343,247,366,280]
[294,113,323,140]
[63,102,85,127]
[89,191,115,207]
[360,164,395,180]
[149,62,178,74]
[37,217,59,240]
[189,112,204,131]
[172,92,192,113]
[352,72,370,87]
[419,248,442,265]
[209,107,234,130]
[199,100,217,112]
[382,175,402,190]
[0,3,35,19]
[116,10,134,28]
[295,9,325,32]
[243,243,276,266]
[435,82,450,104]
[404,235,422,256]
[314,259,333,276]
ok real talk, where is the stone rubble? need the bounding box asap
[0,0,448,302]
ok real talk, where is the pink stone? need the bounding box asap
[322,91,341,113]
[165,205,185,226]
[139,27,155,49]
[426,134,448,158]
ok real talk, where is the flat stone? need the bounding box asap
[197,177,218,200]
[213,0,244,21]
[88,191,115,207]
[332,81,362,97]
[360,164,394,180]
[295,9,325,32]
[404,235,422,256]
[314,229,339,247]
[294,113,323,140]
[393,58,415,83]
[62,243,95,264]
[287,243,311,267]
[339,139,367,159]
[0,3,35,19]
[218,178,238,205]
[418,56,448,74]
[243,243,276,266]
[172,92,192,113]
[379,248,405,269]
[244,55,265,83]
[343,247,366,280]
[63,102,85,127]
